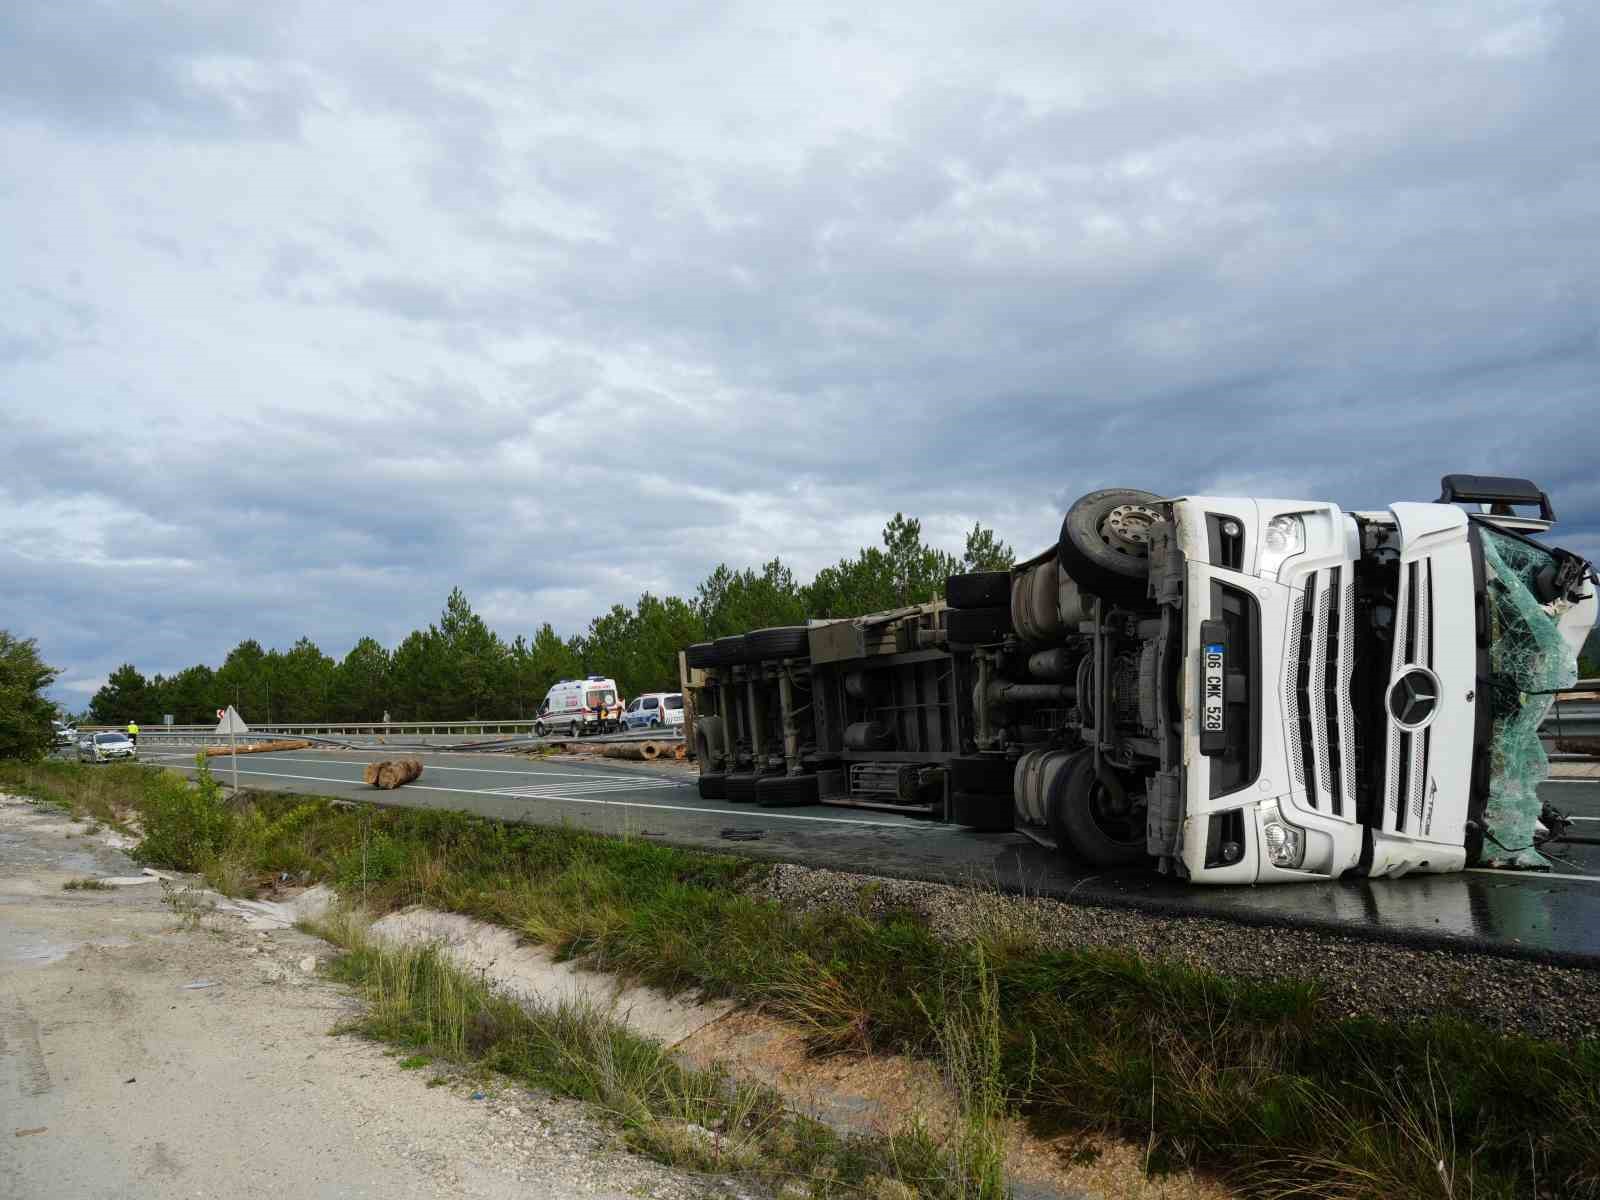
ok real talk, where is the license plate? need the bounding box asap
[1202,643,1226,735]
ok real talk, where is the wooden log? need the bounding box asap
[202,739,313,757]
[364,758,423,789]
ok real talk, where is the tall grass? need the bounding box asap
[318,912,1012,1198]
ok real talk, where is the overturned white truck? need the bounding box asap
[683,476,1596,884]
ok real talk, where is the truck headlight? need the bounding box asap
[1260,801,1306,869]
[1257,514,1306,579]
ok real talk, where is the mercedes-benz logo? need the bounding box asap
[1388,667,1441,730]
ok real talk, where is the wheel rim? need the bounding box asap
[1087,774,1145,846]
[1101,504,1161,557]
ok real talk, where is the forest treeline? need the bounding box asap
[84,515,1015,725]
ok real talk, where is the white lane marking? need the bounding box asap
[1466,868,1600,883]
[490,779,681,797]
[159,753,673,783]
[157,761,929,829]
[1544,779,1600,785]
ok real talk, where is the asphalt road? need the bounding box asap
[140,746,1600,968]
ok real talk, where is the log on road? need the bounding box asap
[363,758,424,789]
[201,739,313,757]
[597,741,667,762]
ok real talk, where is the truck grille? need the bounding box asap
[1383,559,1433,834]
[1284,567,1354,817]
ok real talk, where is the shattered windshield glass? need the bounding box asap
[1479,527,1581,868]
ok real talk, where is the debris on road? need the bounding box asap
[362,758,423,789]
[201,739,313,758]
[597,740,669,762]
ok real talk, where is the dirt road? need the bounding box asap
[0,794,732,1200]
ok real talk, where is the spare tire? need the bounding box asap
[945,571,1011,609]
[947,605,1012,645]
[685,642,716,669]
[745,625,810,660]
[1058,488,1165,605]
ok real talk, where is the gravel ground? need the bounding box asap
[754,861,1600,1043]
[0,793,760,1200]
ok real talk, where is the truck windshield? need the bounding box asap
[1479,526,1581,867]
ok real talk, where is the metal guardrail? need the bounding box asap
[1545,700,1599,742]
[132,727,683,751]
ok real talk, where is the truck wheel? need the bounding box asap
[712,635,747,666]
[1058,488,1164,604]
[756,774,819,807]
[698,773,727,799]
[745,626,810,659]
[724,773,760,803]
[1053,752,1148,867]
[534,722,546,737]
[945,571,1011,608]
[947,605,1012,645]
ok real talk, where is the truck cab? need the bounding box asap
[1037,476,1596,883]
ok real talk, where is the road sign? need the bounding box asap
[216,708,226,720]
[215,706,250,735]
[164,714,174,726]
[214,706,249,794]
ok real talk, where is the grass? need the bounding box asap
[62,877,111,891]
[6,757,1600,1197]
[315,910,1010,1199]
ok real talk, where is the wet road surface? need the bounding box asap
[142,747,1600,968]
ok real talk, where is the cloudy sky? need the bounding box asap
[3,1,1596,705]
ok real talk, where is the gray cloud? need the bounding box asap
[2,0,1596,702]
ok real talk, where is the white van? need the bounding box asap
[620,692,685,733]
[535,676,622,737]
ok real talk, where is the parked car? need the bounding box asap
[620,692,685,733]
[78,731,137,763]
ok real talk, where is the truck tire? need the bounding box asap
[945,571,1011,608]
[949,790,1013,832]
[686,642,716,669]
[947,605,1012,645]
[745,626,810,660]
[698,773,727,799]
[1058,488,1164,605]
[711,635,747,666]
[1053,752,1148,867]
[756,774,819,807]
[534,721,546,737]
[724,773,761,803]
